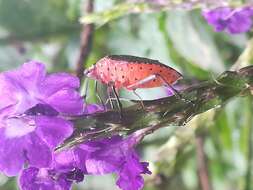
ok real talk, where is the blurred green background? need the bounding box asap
[0,0,252,190]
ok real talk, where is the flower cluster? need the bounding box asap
[0,61,150,190]
[135,1,253,34]
[19,135,151,190]
[203,6,253,34]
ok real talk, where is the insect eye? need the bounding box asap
[84,69,90,75]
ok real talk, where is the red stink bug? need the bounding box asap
[84,55,182,113]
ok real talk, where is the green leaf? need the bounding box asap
[165,10,225,75]
[0,0,80,42]
[80,2,150,26]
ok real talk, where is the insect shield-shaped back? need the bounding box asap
[84,55,182,90]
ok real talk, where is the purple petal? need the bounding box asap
[25,133,52,168]
[85,156,122,174]
[0,117,53,176]
[4,117,35,138]
[116,152,151,190]
[203,7,232,31]
[0,75,19,112]
[41,73,80,97]
[80,136,148,176]
[83,104,105,114]
[1,61,83,116]
[0,62,46,114]
[0,130,26,176]
[19,167,73,190]
[227,8,253,33]
[54,147,88,172]
[0,61,84,178]
[35,116,73,148]
[0,115,73,176]
[203,6,253,34]
[54,136,131,175]
[82,137,128,174]
[45,89,84,115]
[5,61,46,92]
[53,150,77,171]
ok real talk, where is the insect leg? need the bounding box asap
[126,75,157,90]
[126,75,161,108]
[155,74,194,106]
[126,74,191,104]
[83,78,90,103]
[133,89,145,109]
[111,85,123,118]
[105,97,132,105]
[127,73,180,99]
[82,78,90,113]
[154,74,182,99]
[107,86,115,110]
[95,81,106,110]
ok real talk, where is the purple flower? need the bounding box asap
[19,167,84,190]
[116,151,151,190]
[166,84,184,97]
[83,104,104,114]
[0,61,84,176]
[147,0,167,5]
[203,6,253,34]
[19,134,151,190]
[57,135,151,190]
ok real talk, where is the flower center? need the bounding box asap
[5,117,36,138]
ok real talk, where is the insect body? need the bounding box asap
[84,55,182,91]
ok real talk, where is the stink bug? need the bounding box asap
[84,55,183,113]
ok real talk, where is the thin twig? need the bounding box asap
[196,135,212,190]
[76,0,94,80]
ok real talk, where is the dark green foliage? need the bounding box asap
[0,0,253,190]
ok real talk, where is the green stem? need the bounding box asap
[56,66,253,150]
[80,1,247,25]
[245,96,253,190]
